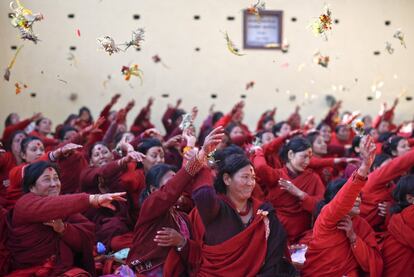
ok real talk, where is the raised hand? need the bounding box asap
[125,100,135,112]
[110,94,121,105]
[147,97,155,108]
[90,192,127,210]
[191,106,198,121]
[30,112,43,122]
[199,126,225,161]
[176,98,182,108]
[121,151,145,165]
[358,135,376,176]
[163,135,183,149]
[52,143,83,160]
[183,128,196,147]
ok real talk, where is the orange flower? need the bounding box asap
[355,121,364,129]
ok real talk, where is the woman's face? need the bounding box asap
[394,139,410,157]
[11,133,26,155]
[143,146,165,172]
[319,125,332,142]
[37,118,52,134]
[288,148,312,172]
[278,123,291,137]
[378,121,390,134]
[312,135,328,155]
[22,140,45,163]
[30,167,61,196]
[229,126,244,140]
[337,126,350,141]
[263,120,274,131]
[368,128,379,141]
[63,130,77,142]
[9,113,20,125]
[90,144,114,167]
[261,132,275,145]
[225,165,256,201]
[80,110,91,121]
[149,170,176,194]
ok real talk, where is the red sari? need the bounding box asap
[253,149,325,243]
[302,173,383,277]
[193,199,269,277]
[381,205,414,277]
[6,193,95,276]
[360,149,414,231]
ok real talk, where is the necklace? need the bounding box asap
[237,201,251,216]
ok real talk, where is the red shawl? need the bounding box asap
[253,149,325,243]
[360,149,414,230]
[381,206,414,277]
[302,174,382,277]
[192,198,268,277]
[6,193,95,276]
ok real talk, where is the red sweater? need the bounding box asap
[7,193,95,275]
[302,173,383,277]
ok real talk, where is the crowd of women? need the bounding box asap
[0,94,413,276]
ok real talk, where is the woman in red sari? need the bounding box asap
[127,127,224,276]
[302,136,383,277]
[381,175,414,277]
[5,160,126,276]
[80,141,145,249]
[189,153,296,276]
[253,137,325,243]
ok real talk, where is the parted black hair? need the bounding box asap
[314,178,348,219]
[213,154,252,194]
[23,161,60,193]
[279,137,311,163]
[140,163,177,203]
[136,138,163,154]
[382,135,405,157]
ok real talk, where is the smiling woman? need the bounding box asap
[252,137,325,244]
[187,153,296,276]
[6,161,127,276]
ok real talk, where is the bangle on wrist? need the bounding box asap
[176,238,187,252]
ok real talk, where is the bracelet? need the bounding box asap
[176,238,187,252]
[185,155,204,176]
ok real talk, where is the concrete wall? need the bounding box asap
[1,0,413,134]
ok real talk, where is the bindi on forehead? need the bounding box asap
[47,167,53,172]
[36,142,42,147]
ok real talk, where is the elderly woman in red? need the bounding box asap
[6,136,84,207]
[381,175,414,277]
[5,160,126,276]
[188,153,296,276]
[302,136,383,277]
[252,137,325,244]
